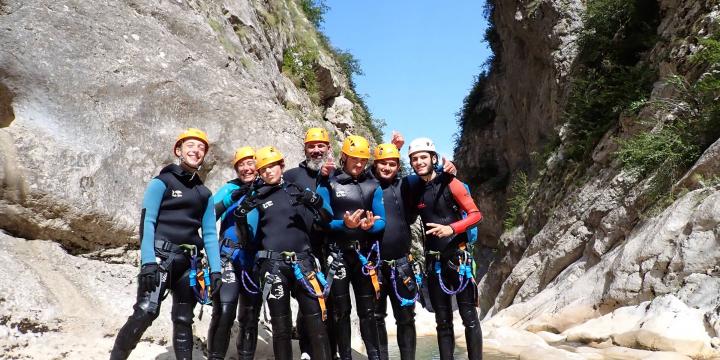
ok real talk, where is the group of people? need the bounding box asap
[109,127,484,360]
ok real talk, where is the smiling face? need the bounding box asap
[175,138,207,169]
[258,162,284,185]
[235,157,257,184]
[304,141,330,170]
[343,155,368,178]
[410,151,435,177]
[374,158,399,182]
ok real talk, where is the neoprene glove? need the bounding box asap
[230,187,248,203]
[296,189,323,210]
[210,272,223,297]
[235,192,258,217]
[139,263,160,293]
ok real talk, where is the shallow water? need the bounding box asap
[388,336,517,359]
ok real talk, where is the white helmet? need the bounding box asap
[408,137,436,157]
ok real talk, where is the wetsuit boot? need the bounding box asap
[395,306,416,360]
[172,302,195,360]
[459,302,483,359]
[435,305,455,360]
[110,293,161,360]
[357,294,382,360]
[207,302,236,359]
[270,314,293,360]
[236,303,260,360]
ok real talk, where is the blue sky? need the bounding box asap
[322,1,492,159]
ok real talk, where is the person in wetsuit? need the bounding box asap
[282,127,336,359]
[110,128,223,360]
[234,146,333,360]
[315,135,386,360]
[407,137,483,360]
[370,137,458,360]
[206,146,262,360]
[370,143,419,360]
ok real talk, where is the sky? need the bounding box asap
[322,1,492,159]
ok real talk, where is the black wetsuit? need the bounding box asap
[317,169,386,360]
[237,181,332,360]
[372,172,420,360]
[111,164,221,360]
[409,172,483,360]
[283,160,331,356]
[207,180,263,360]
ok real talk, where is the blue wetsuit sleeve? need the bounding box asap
[247,208,259,240]
[202,197,222,273]
[140,179,166,266]
[213,183,240,220]
[368,187,386,233]
[316,185,344,229]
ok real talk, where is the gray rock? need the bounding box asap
[324,95,355,133]
[0,0,367,250]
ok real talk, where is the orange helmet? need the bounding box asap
[373,143,400,161]
[255,146,284,169]
[341,135,371,159]
[304,127,330,143]
[232,146,255,167]
[174,128,209,154]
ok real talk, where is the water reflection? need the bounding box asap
[387,336,516,359]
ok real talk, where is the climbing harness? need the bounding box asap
[355,240,382,299]
[257,250,328,321]
[384,255,423,307]
[219,238,260,295]
[428,243,475,296]
[146,239,190,314]
[184,244,212,305]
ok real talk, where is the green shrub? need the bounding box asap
[564,64,657,160]
[503,171,530,230]
[457,71,494,132]
[617,124,698,175]
[617,33,720,213]
[563,0,660,161]
[282,44,320,102]
[299,0,328,28]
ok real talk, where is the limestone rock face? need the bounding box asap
[484,186,720,358]
[0,0,366,250]
[324,95,355,133]
[455,0,720,357]
[453,0,585,245]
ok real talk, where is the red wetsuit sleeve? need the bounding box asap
[447,178,482,234]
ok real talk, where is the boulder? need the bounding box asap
[0,0,357,251]
[324,95,355,133]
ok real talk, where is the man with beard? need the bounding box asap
[283,127,336,359]
[284,127,336,189]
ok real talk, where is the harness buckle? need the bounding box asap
[180,244,198,257]
[281,251,297,264]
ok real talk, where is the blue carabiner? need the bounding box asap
[316,270,328,287]
[293,263,305,281]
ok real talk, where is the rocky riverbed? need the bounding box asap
[0,231,707,360]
